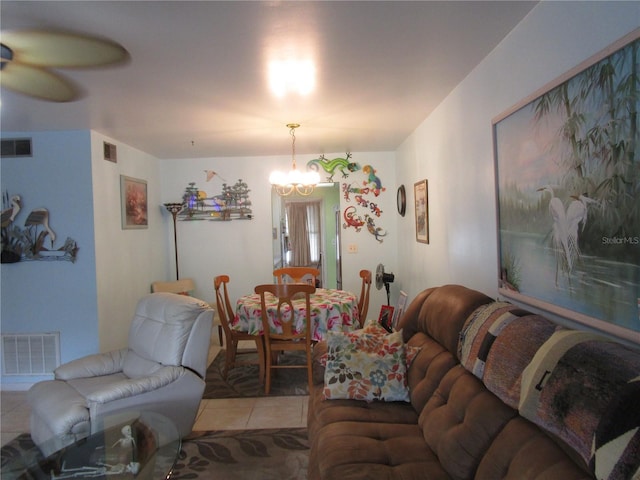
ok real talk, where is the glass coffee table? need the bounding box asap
[1,411,180,479]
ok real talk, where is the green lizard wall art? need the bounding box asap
[306,153,360,181]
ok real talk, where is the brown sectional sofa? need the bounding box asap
[308,284,640,480]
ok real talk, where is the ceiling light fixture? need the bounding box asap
[268,59,315,97]
[270,123,320,196]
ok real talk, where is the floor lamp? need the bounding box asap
[163,203,183,280]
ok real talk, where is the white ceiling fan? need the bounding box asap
[0,30,128,102]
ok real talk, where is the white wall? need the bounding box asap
[91,132,165,352]
[396,1,639,302]
[159,151,397,322]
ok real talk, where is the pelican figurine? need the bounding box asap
[24,208,56,249]
[1,195,21,228]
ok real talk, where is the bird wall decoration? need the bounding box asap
[1,192,78,263]
[1,194,21,227]
[24,207,56,251]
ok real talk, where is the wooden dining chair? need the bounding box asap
[254,283,316,394]
[357,269,372,327]
[152,278,223,346]
[273,267,320,285]
[214,275,265,382]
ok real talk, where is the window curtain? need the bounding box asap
[306,202,321,264]
[287,202,311,266]
[286,201,321,266]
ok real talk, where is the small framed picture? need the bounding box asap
[120,175,148,229]
[392,291,408,330]
[378,305,395,333]
[414,179,429,243]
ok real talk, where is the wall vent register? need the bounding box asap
[1,333,60,375]
[1,138,32,158]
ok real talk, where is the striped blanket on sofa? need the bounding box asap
[458,302,640,480]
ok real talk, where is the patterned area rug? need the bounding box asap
[203,349,309,399]
[173,428,308,479]
[1,429,309,480]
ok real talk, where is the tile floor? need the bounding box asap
[1,339,308,448]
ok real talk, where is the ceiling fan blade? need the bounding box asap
[0,62,78,101]
[1,30,128,68]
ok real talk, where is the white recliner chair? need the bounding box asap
[27,292,213,456]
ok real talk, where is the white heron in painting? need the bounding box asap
[566,193,598,256]
[537,185,575,285]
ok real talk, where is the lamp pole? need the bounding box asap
[163,203,183,280]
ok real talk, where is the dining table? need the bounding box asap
[232,288,360,342]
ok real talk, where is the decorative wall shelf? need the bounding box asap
[177,179,253,221]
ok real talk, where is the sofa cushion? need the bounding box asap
[324,329,410,402]
[476,417,592,479]
[406,332,458,414]
[419,365,518,480]
[308,383,420,439]
[310,421,446,480]
[399,285,493,354]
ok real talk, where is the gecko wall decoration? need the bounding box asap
[355,195,382,217]
[361,165,386,196]
[342,206,365,232]
[307,153,360,182]
[338,156,390,243]
[365,214,387,243]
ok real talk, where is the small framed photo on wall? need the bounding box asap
[414,179,429,243]
[378,305,395,333]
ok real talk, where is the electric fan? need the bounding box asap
[375,263,395,305]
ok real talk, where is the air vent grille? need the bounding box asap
[1,138,32,157]
[1,333,60,375]
[104,141,117,162]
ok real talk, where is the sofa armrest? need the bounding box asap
[86,365,184,404]
[55,349,127,380]
[312,341,328,385]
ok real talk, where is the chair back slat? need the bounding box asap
[254,283,316,394]
[214,275,233,335]
[214,274,265,381]
[255,283,315,340]
[273,267,320,285]
[358,269,372,327]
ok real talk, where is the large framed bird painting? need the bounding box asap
[492,29,640,342]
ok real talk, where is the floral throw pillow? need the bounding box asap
[360,320,422,367]
[323,328,410,402]
[318,321,422,369]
